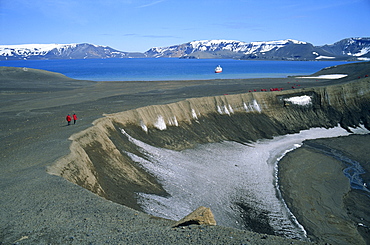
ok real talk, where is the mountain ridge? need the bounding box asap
[1,38,369,61]
[0,43,145,60]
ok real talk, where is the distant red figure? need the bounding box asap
[66,114,72,126]
[73,114,78,124]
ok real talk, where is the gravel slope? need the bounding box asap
[2,64,368,244]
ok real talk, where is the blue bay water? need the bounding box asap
[0,58,350,81]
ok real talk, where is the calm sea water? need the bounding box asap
[0,58,350,81]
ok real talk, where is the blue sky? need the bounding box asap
[1,0,369,52]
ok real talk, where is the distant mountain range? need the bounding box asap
[0,43,144,60]
[1,37,369,61]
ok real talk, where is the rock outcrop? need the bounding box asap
[172,206,217,227]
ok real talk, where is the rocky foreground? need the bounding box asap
[0,62,369,244]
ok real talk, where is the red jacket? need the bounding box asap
[73,114,77,120]
[66,115,72,122]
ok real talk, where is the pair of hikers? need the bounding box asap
[66,114,77,126]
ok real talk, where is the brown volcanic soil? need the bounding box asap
[0,63,369,244]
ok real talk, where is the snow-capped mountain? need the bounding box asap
[145,38,370,60]
[320,38,370,58]
[0,43,145,60]
[1,38,369,61]
[145,39,309,58]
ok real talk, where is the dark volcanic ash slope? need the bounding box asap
[47,62,370,244]
[1,62,368,244]
[49,63,370,236]
[0,66,95,92]
[279,134,370,245]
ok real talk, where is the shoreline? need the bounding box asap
[0,59,352,82]
[1,63,369,244]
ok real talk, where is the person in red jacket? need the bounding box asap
[73,114,77,124]
[66,114,72,126]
